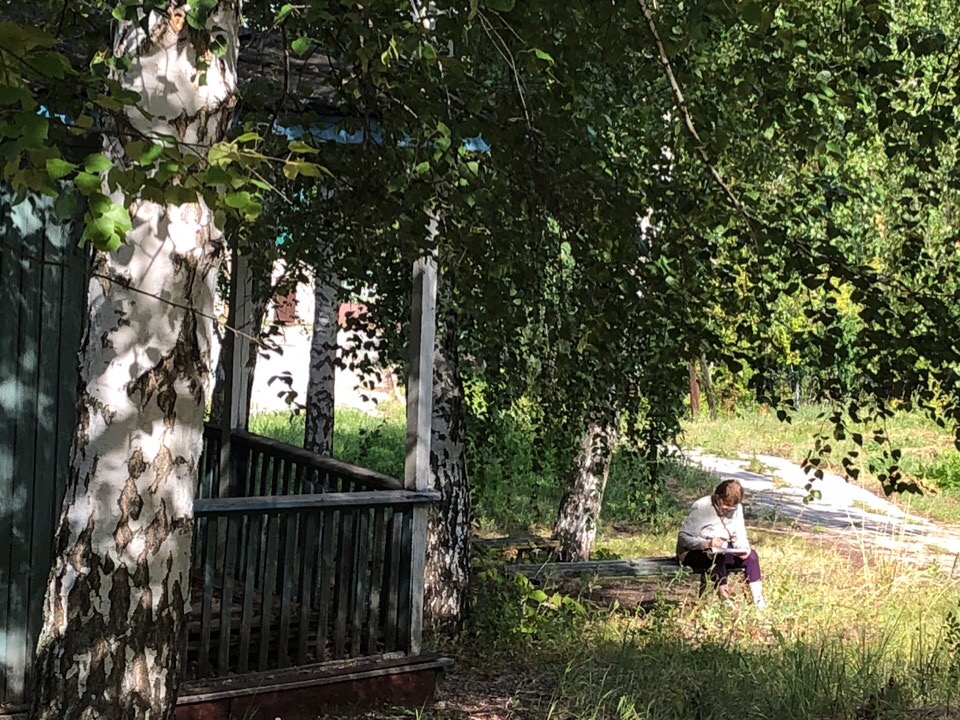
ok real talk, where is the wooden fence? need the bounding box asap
[187,427,437,680]
[0,191,87,710]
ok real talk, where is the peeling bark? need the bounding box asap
[552,419,619,562]
[304,260,339,456]
[423,279,470,637]
[31,5,239,719]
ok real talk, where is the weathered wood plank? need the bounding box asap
[350,508,371,658]
[198,517,219,676]
[472,535,561,551]
[315,508,337,663]
[237,513,262,674]
[296,509,320,665]
[216,514,241,675]
[0,229,16,704]
[7,196,50,704]
[277,502,299,668]
[397,510,413,655]
[510,557,691,580]
[194,490,440,515]
[232,430,403,491]
[383,511,404,653]
[25,218,65,696]
[333,510,354,659]
[365,507,388,655]
[403,255,436,658]
[258,512,282,669]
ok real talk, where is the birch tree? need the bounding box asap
[30,3,240,718]
[305,256,339,455]
[424,278,470,636]
[552,418,619,562]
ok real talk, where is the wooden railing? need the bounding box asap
[186,491,437,679]
[199,425,403,499]
[187,427,437,681]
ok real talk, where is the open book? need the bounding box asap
[708,546,750,555]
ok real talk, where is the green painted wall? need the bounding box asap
[0,191,87,709]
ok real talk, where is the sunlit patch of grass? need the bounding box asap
[464,524,960,720]
[249,400,406,478]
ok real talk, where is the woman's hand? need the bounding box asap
[702,537,725,550]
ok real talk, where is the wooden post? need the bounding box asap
[688,361,700,419]
[219,249,254,499]
[404,252,437,656]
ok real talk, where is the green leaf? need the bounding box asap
[486,0,515,11]
[288,139,319,155]
[16,114,48,150]
[225,191,252,209]
[84,153,112,173]
[290,36,312,56]
[74,171,102,193]
[140,143,164,165]
[274,3,295,23]
[53,190,80,221]
[743,1,762,24]
[0,84,21,105]
[32,52,70,79]
[205,166,232,185]
[534,49,555,65]
[45,158,76,181]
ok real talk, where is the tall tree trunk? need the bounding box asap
[688,361,701,418]
[423,279,470,637]
[304,260,339,455]
[553,419,618,562]
[30,5,239,719]
[699,354,718,420]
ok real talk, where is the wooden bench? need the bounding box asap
[472,535,560,563]
[509,556,743,596]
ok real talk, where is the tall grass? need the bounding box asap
[249,402,406,479]
[249,401,960,719]
[462,530,960,720]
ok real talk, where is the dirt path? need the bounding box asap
[685,449,960,574]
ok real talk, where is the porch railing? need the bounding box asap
[199,425,403,499]
[187,427,437,681]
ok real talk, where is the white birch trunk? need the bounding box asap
[424,284,470,637]
[304,261,339,456]
[31,5,239,719]
[552,419,619,562]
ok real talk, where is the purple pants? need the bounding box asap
[680,549,762,587]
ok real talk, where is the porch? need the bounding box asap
[0,191,443,718]
[177,426,442,717]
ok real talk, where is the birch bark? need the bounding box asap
[552,419,619,562]
[423,281,470,636]
[304,259,339,456]
[30,5,239,719]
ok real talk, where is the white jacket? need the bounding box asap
[676,495,749,559]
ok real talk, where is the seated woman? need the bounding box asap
[676,478,766,608]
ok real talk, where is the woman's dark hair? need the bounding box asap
[712,478,743,512]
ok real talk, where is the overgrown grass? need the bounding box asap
[249,402,406,479]
[265,401,960,719]
[456,521,960,720]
